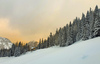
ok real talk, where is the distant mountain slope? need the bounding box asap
[0,37,12,49]
[0,37,100,64]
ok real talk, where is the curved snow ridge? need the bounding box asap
[0,37,100,64]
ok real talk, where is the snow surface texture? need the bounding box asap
[0,37,100,64]
[0,37,12,49]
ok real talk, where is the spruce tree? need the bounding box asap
[14,47,20,57]
[93,5,100,37]
[89,8,94,38]
[54,29,59,46]
[67,22,73,45]
[83,11,90,40]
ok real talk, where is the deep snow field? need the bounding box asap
[0,37,100,64]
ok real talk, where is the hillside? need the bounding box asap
[0,37,100,64]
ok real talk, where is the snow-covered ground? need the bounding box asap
[0,37,100,64]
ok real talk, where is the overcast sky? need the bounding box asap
[0,0,100,43]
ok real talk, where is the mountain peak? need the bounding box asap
[0,37,12,50]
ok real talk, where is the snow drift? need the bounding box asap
[0,37,100,64]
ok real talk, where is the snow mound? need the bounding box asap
[0,37,100,64]
[0,37,12,49]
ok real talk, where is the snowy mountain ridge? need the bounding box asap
[0,37,12,50]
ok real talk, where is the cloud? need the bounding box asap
[0,0,100,43]
[0,18,22,42]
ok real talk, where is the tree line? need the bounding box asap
[0,42,29,57]
[36,5,100,49]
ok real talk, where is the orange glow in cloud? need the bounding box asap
[0,18,28,43]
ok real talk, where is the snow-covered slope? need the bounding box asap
[0,37,100,64]
[0,37,12,49]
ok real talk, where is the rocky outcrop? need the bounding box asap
[27,41,38,51]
